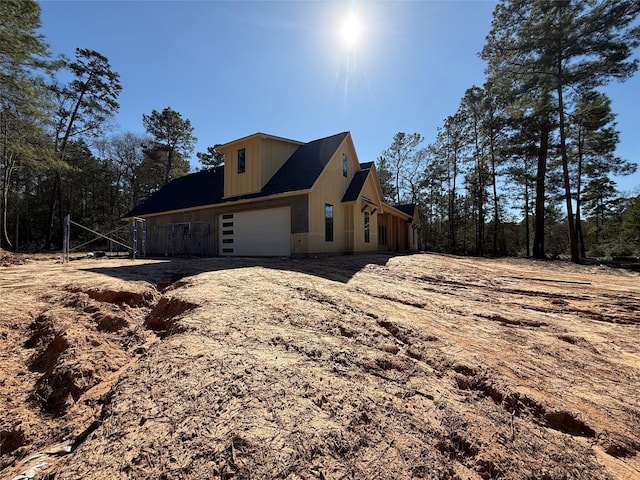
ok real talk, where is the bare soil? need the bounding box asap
[0,253,639,480]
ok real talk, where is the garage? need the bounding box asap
[219,206,291,256]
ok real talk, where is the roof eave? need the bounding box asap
[217,132,304,150]
[122,189,312,220]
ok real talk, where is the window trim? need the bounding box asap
[237,148,246,174]
[325,203,334,242]
[364,211,370,243]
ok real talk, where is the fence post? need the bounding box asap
[63,215,70,263]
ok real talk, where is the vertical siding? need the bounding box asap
[223,137,261,197]
[307,136,364,254]
[220,136,301,197]
[343,205,354,253]
[140,209,215,257]
[356,177,379,252]
[260,140,300,189]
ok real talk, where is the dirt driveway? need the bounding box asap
[1,253,639,479]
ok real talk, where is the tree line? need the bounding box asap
[377,0,640,262]
[0,0,207,251]
[1,0,639,260]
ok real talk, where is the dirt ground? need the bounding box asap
[0,251,639,480]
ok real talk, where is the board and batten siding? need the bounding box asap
[352,176,380,253]
[223,136,261,197]
[307,137,359,254]
[221,135,301,198]
[259,139,300,190]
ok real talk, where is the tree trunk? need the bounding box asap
[575,127,586,259]
[557,85,578,263]
[448,153,458,255]
[1,162,13,250]
[556,39,579,263]
[491,137,499,257]
[524,178,530,258]
[163,145,174,186]
[533,126,550,259]
[45,170,61,250]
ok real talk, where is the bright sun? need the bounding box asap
[341,14,362,48]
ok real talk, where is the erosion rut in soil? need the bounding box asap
[1,253,639,480]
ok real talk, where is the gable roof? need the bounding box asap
[261,132,348,195]
[394,203,418,219]
[123,132,349,218]
[124,167,225,218]
[341,170,369,202]
[217,132,303,149]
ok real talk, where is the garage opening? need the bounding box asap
[219,207,291,256]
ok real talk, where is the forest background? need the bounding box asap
[1,0,639,262]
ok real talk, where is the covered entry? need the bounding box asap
[219,206,291,256]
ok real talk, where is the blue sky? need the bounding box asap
[38,0,639,194]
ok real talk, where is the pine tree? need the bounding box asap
[482,0,640,262]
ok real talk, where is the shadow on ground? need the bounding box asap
[78,253,405,285]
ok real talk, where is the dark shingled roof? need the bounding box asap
[261,132,349,195]
[359,161,374,170]
[393,203,417,218]
[124,167,225,218]
[341,170,370,202]
[124,132,349,218]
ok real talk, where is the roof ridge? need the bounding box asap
[305,131,349,145]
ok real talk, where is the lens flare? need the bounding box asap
[341,13,362,48]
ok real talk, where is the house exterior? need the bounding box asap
[123,132,419,257]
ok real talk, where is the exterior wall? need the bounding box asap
[223,136,261,197]
[307,137,359,254]
[142,208,216,257]
[351,206,379,253]
[137,194,308,257]
[408,225,418,250]
[377,214,389,252]
[343,205,354,254]
[221,135,301,198]
[355,177,380,252]
[211,195,308,256]
[375,212,415,252]
[260,139,300,190]
[397,217,408,250]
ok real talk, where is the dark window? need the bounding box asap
[364,211,370,243]
[222,221,233,227]
[223,248,234,253]
[237,148,246,174]
[378,226,387,245]
[222,214,234,219]
[222,230,233,235]
[222,239,234,244]
[325,204,334,242]
[342,153,348,177]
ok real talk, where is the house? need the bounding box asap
[123,132,419,257]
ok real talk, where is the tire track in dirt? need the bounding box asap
[3,254,640,479]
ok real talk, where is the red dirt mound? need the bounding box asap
[0,248,24,267]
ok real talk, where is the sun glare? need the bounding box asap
[341,13,362,48]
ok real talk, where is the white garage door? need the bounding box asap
[219,207,291,256]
